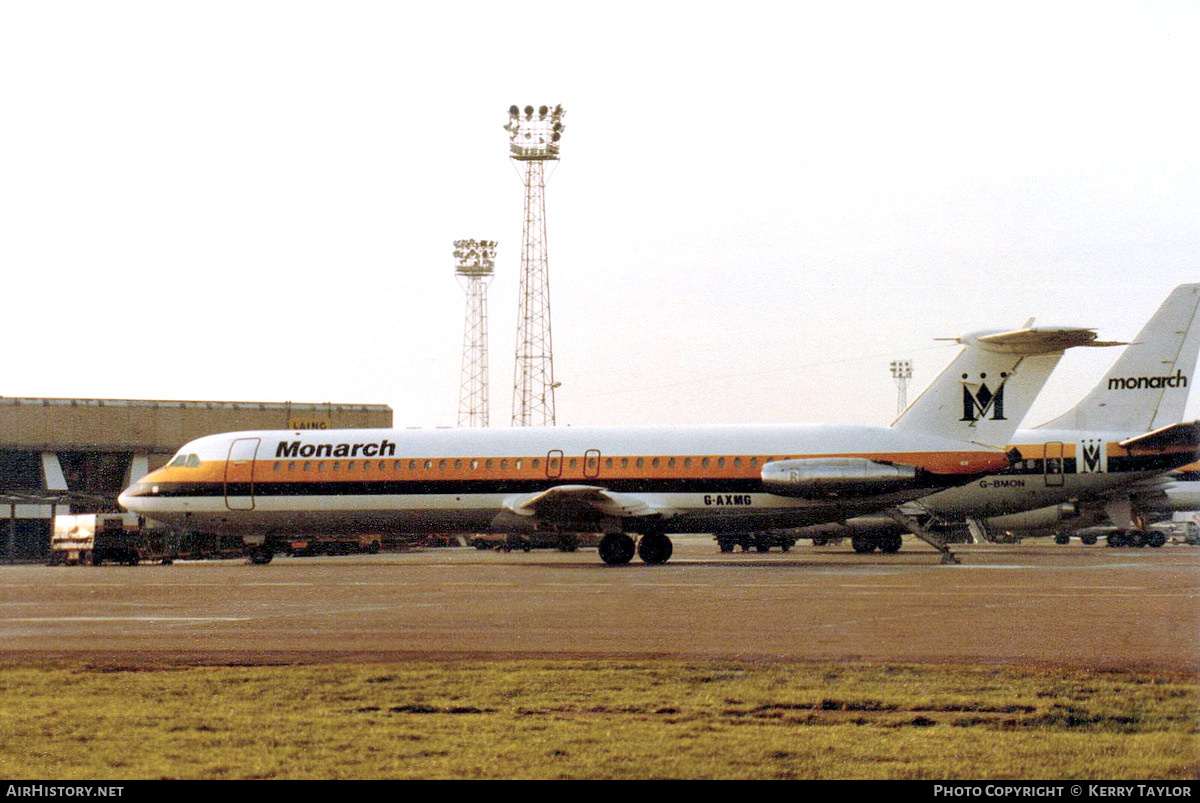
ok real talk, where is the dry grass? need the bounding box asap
[0,661,1195,779]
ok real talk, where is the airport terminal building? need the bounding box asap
[0,397,393,561]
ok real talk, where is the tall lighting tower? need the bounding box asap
[890,359,913,416]
[505,104,565,426]
[455,239,496,428]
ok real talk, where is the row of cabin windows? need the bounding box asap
[267,455,770,474]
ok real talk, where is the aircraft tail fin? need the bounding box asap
[1036,284,1200,432]
[892,326,1111,448]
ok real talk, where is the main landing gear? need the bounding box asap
[850,533,903,554]
[1106,530,1167,548]
[248,544,275,564]
[599,533,673,566]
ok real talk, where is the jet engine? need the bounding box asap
[986,502,1081,530]
[761,457,919,497]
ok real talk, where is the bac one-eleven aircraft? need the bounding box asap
[119,325,1112,565]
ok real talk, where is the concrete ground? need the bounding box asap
[2,536,1197,671]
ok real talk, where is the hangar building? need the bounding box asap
[0,397,393,561]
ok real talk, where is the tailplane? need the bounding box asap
[1035,284,1200,432]
[892,326,1115,448]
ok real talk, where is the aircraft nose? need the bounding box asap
[117,482,150,512]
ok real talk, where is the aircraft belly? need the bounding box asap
[142,491,847,537]
[920,471,1163,518]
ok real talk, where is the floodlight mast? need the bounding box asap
[455,239,496,428]
[505,104,565,427]
[890,359,913,416]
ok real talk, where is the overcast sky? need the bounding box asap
[2,1,1197,431]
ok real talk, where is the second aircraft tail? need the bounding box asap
[1035,283,1200,432]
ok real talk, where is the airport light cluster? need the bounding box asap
[890,359,913,415]
[455,239,497,429]
[453,239,497,278]
[504,104,565,161]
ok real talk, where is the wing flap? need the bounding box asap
[503,485,665,520]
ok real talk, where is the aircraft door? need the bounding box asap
[1044,442,1064,487]
[546,450,563,479]
[225,438,260,510]
[584,449,601,478]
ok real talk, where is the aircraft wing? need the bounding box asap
[502,485,673,522]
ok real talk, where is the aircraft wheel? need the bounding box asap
[812,537,828,547]
[1054,533,1070,545]
[879,534,903,554]
[1147,531,1167,548]
[637,533,673,565]
[851,535,877,554]
[1128,531,1147,548]
[249,545,274,565]
[1081,533,1098,546]
[1107,531,1126,548]
[599,534,636,566]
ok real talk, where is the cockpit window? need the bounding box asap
[168,453,202,468]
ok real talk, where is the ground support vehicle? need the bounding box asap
[51,514,179,565]
[714,532,798,553]
[468,532,596,552]
[48,516,93,565]
[286,534,383,556]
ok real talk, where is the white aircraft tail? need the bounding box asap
[1036,284,1200,432]
[892,326,1112,448]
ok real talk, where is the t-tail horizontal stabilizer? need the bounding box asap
[891,326,1116,449]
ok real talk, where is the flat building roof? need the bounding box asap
[0,397,394,453]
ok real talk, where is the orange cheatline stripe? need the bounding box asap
[149,450,1006,485]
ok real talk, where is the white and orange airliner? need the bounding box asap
[119,326,1110,565]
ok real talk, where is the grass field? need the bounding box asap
[0,660,1196,779]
